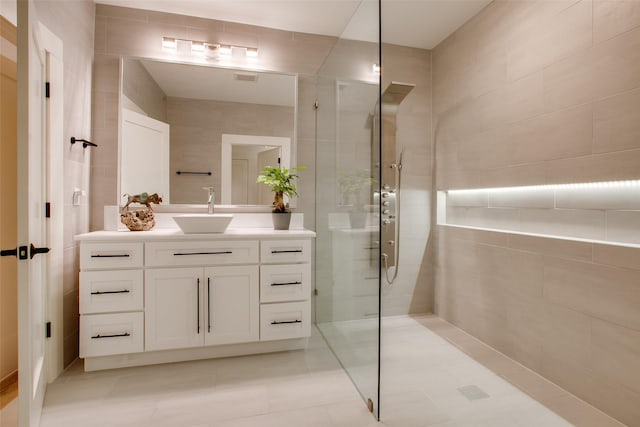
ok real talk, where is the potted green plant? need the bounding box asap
[338,169,374,228]
[257,166,306,230]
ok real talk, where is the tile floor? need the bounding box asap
[11,316,625,427]
[38,327,377,427]
[319,315,626,427]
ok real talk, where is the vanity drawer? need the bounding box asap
[260,301,310,341]
[260,240,311,264]
[80,270,143,314]
[80,312,144,357]
[146,240,259,267]
[260,264,310,303]
[80,242,144,270]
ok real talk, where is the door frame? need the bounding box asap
[17,0,64,423]
[38,20,64,383]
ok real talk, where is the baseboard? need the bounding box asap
[84,338,309,371]
[0,371,18,392]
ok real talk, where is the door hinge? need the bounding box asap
[45,82,50,98]
[45,202,51,218]
[314,288,318,296]
[278,157,281,165]
[314,100,319,109]
[45,322,52,338]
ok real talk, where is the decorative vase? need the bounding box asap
[272,212,292,230]
[120,206,156,231]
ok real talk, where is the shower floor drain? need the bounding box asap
[457,385,490,401]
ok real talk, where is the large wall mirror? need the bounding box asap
[119,57,297,206]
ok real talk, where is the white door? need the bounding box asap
[145,268,204,351]
[120,108,170,203]
[257,147,280,205]
[231,159,248,204]
[17,3,50,425]
[204,265,259,346]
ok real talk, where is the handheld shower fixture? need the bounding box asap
[378,82,414,285]
[382,146,405,285]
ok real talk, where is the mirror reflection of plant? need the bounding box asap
[338,169,375,210]
[257,166,306,213]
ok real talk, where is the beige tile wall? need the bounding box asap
[433,1,640,424]
[121,57,167,122]
[434,0,640,190]
[35,0,95,367]
[381,44,433,316]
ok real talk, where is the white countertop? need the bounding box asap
[75,228,316,242]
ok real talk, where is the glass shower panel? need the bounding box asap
[314,0,381,419]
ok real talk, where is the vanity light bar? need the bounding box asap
[162,37,177,49]
[447,179,640,194]
[162,36,258,59]
[191,41,205,53]
[219,44,233,55]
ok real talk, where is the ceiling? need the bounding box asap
[95,0,492,50]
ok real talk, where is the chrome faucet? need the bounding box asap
[202,187,215,214]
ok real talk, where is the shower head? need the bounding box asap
[382,82,415,108]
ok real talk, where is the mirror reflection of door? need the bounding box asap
[257,147,280,205]
[231,159,248,204]
[230,145,281,205]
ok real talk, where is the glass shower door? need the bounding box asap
[314,0,381,418]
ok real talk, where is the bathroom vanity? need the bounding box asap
[75,228,314,371]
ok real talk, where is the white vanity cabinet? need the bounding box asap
[75,229,314,371]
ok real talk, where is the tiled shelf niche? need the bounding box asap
[437,180,640,245]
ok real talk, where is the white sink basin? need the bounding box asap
[172,214,233,234]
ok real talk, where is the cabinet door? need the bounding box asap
[204,265,259,346]
[145,268,204,351]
